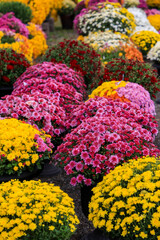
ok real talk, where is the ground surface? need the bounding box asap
[37,21,160,240]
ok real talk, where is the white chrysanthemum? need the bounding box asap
[147,41,160,61]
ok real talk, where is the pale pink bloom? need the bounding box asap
[109,155,119,165]
[77,174,84,183]
[76,162,83,171]
[84,178,92,186]
[70,177,77,186]
[93,160,100,167]
[69,161,76,169]
[54,129,61,135]
[81,151,89,160]
[72,148,80,156]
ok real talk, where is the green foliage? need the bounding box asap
[0,1,32,24]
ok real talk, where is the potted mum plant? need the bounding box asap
[88,156,160,240]
[0,48,30,98]
[58,0,76,29]
[0,118,53,182]
[54,115,160,217]
[0,179,79,240]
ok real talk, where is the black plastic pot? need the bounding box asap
[81,229,110,240]
[38,159,61,178]
[0,166,40,183]
[0,86,13,99]
[81,177,103,218]
[152,61,160,76]
[59,14,74,29]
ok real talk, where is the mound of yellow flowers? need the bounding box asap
[0,118,53,176]
[89,156,160,240]
[0,179,79,240]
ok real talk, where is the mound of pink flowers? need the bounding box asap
[0,12,29,37]
[12,77,83,115]
[116,82,155,115]
[66,97,158,138]
[14,62,87,98]
[54,116,160,186]
[0,93,66,143]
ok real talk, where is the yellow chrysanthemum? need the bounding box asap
[0,180,79,240]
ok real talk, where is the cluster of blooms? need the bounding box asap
[0,12,29,37]
[66,97,158,137]
[0,93,66,143]
[28,0,56,24]
[85,0,118,7]
[0,180,79,240]
[147,14,160,32]
[14,62,87,97]
[137,0,148,9]
[131,30,160,54]
[74,2,136,36]
[100,58,160,98]
[99,43,143,64]
[74,0,86,15]
[0,29,33,63]
[89,156,160,239]
[124,0,140,8]
[89,81,155,115]
[77,30,130,51]
[146,0,160,9]
[0,11,48,62]
[26,23,48,59]
[0,118,53,176]
[58,0,76,15]
[145,8,160,16]
[42,39,103,86]
[12,77,83,115]
[147,41,160,62]
[0,48,30,87]
[1,0,61,25]
[127,7,158,34]
[54,115,160,186]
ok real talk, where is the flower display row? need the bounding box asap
[0,0,63,25]
[0,0,160,239]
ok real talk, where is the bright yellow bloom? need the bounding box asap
[89,156,160,239]
[0,180,79,239]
